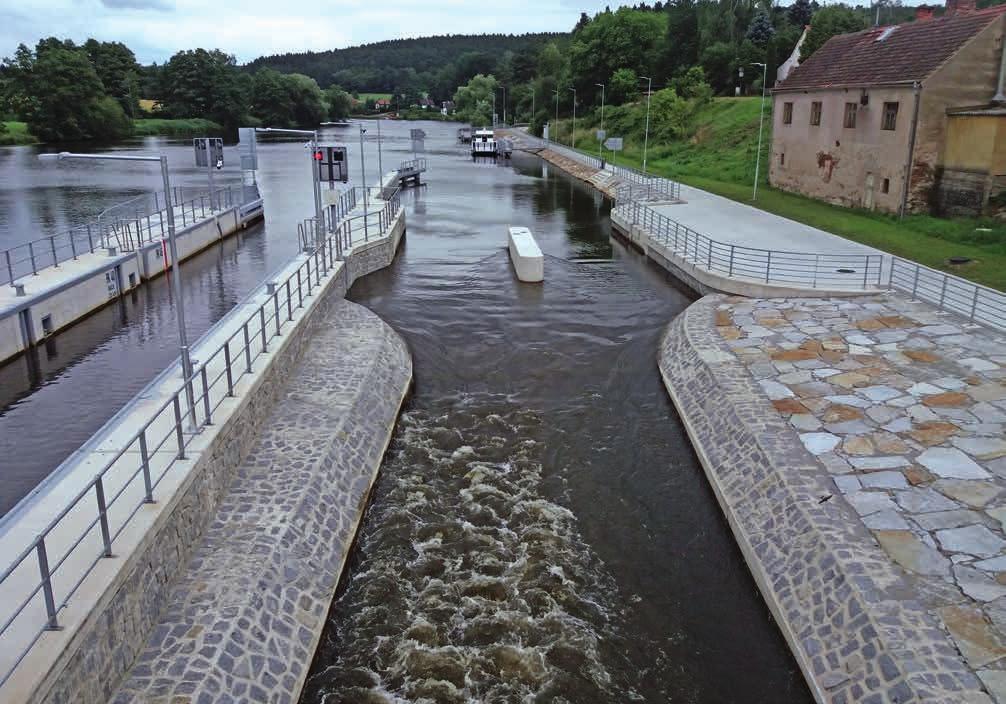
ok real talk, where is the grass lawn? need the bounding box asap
[551,97,1006,291]
[132,118,224,137]
[356,92,392,102]
[0,121,39,145]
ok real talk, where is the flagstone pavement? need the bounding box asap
[717,292,1006,701]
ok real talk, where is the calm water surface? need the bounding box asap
[300,126,812,703]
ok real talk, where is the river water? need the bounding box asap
[0,122,810,700]
[299,125,811,702]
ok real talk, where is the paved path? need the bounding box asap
[717,293,1006,701]
[109,298,411,704]
[655,186,886,258]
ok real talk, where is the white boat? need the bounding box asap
[508,226,543,282]
[471,128,497,158]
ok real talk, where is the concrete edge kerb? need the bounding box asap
[659,296,986,704]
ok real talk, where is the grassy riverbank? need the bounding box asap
[0,122,39,145]
[552,97,1006,291]
[132,118,224,137]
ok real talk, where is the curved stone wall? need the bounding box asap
[659,295,988,704]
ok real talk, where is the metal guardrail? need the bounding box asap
[0,186,403,689]
[889,258,1006,331]
[2,186,239,288]
[616,200,884,291]
[397,158,427,174]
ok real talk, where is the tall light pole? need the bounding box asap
[376,118,384,179]
[552,88,560,144]
[530,83,535,124]
[40,151,196,425]
[640,76,653,174]
[257,127,322,247]
[359,125,369,220]
[751,62,768,200]
[569,87,577,149]
[492,91,497,127]
[501,85,507,124]
[595,82,605,161]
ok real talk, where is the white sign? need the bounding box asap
[604,137,623,151]
[596,129,606,142]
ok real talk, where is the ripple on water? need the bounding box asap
[301,395,643,704]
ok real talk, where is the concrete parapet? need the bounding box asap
[659,295,990,703]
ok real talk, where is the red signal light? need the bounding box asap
[314,151,323,160]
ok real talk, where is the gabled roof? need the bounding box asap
[776,5,1006,92]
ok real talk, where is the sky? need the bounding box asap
[1,0,613,64]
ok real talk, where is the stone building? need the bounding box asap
[769,0,1006,216]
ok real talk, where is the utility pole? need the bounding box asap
[377,118,383,178]
[640,76,653,174]
[359,125,369,239]
[595,83,605,162]
[569,87,577,149]
[552,88,560,144]
[752,62,768,200]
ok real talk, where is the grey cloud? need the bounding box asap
[100,0,174,11]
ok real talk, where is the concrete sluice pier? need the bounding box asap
[0,175,408,704]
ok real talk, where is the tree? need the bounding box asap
[699,41,736,94]
[746,11,776,46]
[158,49,248,130]
[608,67,639,104]
[800,6,866,61]
[452,73,497,126]
[663,0,699,76]
[4,39,131,142]
[83,39,141,117]
[787,0,813,27]
[324,85,352,120]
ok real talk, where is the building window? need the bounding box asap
[783,102,793,124]
[882,102,899,131]
[844,102,857,128]
[810,101,822,126]
[780,152,785,165]
[882,178,890,194]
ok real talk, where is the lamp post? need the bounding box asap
[359,125,369,238]
[501,85,507,124]
[257,127,323,246]
[376,118,383,179]
[569,87,577,149]
[39,151,196,426]
[552,88,560,145]
[595,82,605,161]
[640,76,653,174]
[493,91,497,127]
[750,62,769,200]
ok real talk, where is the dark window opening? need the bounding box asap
[844,102,857,128]
[810,101,822,126]
[41,314,53,336]
[780,152,786,165]
[882,102,899,131]
[782,102,793,124]
[882,178,890,194]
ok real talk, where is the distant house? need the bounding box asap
[770,0,1006,217]
[441,100,455,116]
[375,98,392,110]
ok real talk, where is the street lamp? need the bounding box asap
[749,62,769,200]
[256,127,323,246]
[359,125,369,238]
[39,151,196,425]
[595,82,605,161]
[639,76,653,174]
[552,88,560,145]
[376,119,383,179]
[501,85,507,124]
[569,87,577,149]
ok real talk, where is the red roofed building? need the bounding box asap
[770,1,1006,216]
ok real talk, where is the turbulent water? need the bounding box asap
[305,398,643,703]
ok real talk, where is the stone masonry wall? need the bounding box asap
[30,219,406,704]
[660,295,989,703]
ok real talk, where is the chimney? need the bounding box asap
[945,0,976,15]
[915,5,934,20]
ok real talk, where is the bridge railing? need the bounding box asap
[2,186,239,288]
[398,157,427,174]
[0,185,403,691]
[889,258,1006,331]
[615,200,884,291]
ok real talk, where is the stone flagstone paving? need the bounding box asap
[717,292,1006,701]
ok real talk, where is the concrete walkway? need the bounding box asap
[109,299,411,704]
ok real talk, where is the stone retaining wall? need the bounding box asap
[660,295,989,703]
[28,216,407,704]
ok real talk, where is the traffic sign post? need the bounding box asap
[315,146,349,184]
[194,137,224,209]
[603,137,623,152]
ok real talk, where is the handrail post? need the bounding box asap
[29,242,37,275]
[223,343,234,397]
[200,367,212,425]
[259,307,268,352]
[172,395,185,459]
[87,224,94,253]
[50,236,58,267]
[286,281,293,321]
[37,539,60,630]
[765,251,772,283]
[912,263,920,299]
[273,290,281,337]
[297,270,304,307]
[939,275,948,307]
[728,246,735,276]
[862,258,869,289]
[970,287,980,321]
[5,251,13,287]
[139,430,153,503]
[242,323,252,373]
[95,477,113,557]
[813,254,820,289]
[70,232,77,260]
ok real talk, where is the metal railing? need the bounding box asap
[889,258,1006,331]
[616,200,884,291]
[0,186,403,689]
[398,158,427,174]
[2,186,238,287]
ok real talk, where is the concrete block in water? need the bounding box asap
[507,226,543,283]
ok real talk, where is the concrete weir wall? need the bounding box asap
[659,296,984,704]
[9,210,408,704]
[0,204,262,365]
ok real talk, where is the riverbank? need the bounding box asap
[0,123,37,146]
[550,98,1006,291]
[0,118,224,145]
